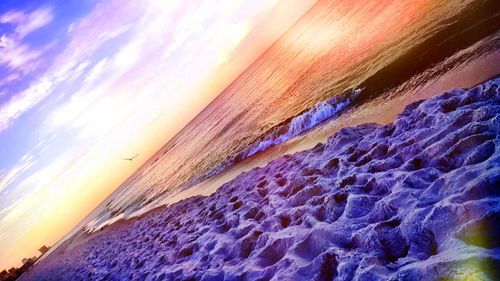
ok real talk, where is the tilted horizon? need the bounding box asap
[0,0,499,280]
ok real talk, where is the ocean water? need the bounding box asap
[84,0,500,231]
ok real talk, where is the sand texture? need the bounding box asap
[21,78,500,280]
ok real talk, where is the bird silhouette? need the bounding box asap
[122,153,139,161]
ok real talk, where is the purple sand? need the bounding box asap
[21,78,500,280]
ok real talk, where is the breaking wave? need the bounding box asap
[192,89,362,186]
[236,88,361,159]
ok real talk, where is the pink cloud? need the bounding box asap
[15,7,54,39]
[0,43,44,73]
[0,7,53,38]
[0,10,25,24]
[0,73,20,87]
[51,1,144,71]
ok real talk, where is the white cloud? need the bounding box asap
[0,47,96,133]
[0,153,37,194]
[0,34,14,48]
[0,77,53,131]
[84,58,108,83]
[112,41,142,71]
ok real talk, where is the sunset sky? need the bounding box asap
[0,0,316,268]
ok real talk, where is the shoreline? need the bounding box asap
[29,48,500,274]
[84,47,500,234]
[20,77,500,280]
[72,0,500,233]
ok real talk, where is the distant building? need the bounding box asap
[1,248,47,280]
[0,268,16,281]
[38,245,50,255]
[0,256,39,281]
[21,257,37,265]
[0,270,8,280]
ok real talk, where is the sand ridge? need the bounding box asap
[21,78,500,280]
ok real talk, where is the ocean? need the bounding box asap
[84,0,500,231]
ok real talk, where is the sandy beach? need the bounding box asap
[19,78,500,280]
[1,1,499,280]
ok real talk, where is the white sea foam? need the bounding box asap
[242,89,361,159]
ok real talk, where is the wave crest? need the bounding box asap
[238,89,361,159]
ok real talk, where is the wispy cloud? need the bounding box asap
[0,73,20,88]
[0,7,54,73]
[0,43,45,73]
[0,153,36,195]
[13,7,53,39]
[0,7,57,133]
[0,76,53,131]
[0,7,53,38]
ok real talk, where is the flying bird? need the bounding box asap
[122,153,139,161]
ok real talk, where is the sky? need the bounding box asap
[0,0,316,269]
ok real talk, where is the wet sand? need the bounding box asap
[110,47,500,224]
